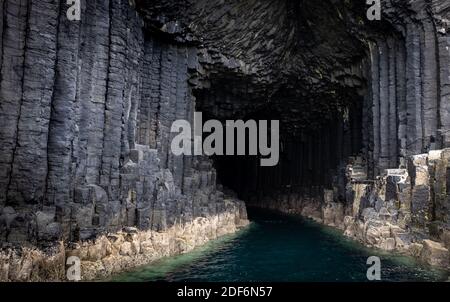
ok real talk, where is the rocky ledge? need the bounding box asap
[0,199,248,281]
[251,149,450,270]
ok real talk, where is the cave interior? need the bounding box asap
[1,0,450,265]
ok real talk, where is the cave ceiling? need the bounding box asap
[134,0,449,132]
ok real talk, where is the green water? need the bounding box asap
[111,209,449,282]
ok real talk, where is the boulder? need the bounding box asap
[420,240,449,267]
[380,238,396,251]
[322,202,345,228]
[409,243,424,257]
[119,242,134,256]
[442,230,450,249]
[428,150,443,162]
[87,237,111,261]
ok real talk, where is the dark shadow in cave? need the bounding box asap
[194,84,365,209]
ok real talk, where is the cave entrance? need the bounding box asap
[194,81,365,211]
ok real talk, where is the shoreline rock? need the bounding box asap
[0,206,249,282]
[250,149,450,272]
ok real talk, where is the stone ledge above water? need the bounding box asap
[250,149,450,271]
[0,206,249,282]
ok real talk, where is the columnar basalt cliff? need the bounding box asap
[0,0,249,281]
[0,0,450,280]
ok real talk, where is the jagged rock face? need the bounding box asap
[136,0,369,130]
[180,0,450,213]
[0,0,248,251]
[0,0,369,249]
[0,0,450,278]
[366,0,450,174]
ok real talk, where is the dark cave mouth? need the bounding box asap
[1,0,450,283]
[194,85,365,207]
[176,111,280,167]
[139,0,385,208]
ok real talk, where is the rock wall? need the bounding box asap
[232,2,450,272]
[364,0,450,175]
[343,149,450,268]
[1,0,450,280]
[0,203,247,281]
[253,150,450,269]
[0,0,248,281]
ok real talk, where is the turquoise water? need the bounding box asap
[112,209,449,282]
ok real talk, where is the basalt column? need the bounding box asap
[0,0,248,263]
[365,5,450,174]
